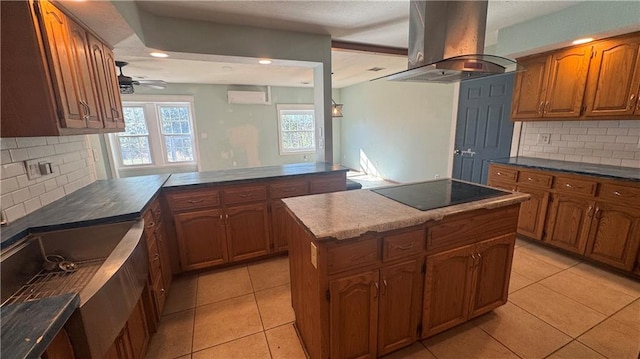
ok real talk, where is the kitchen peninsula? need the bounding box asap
[283,179,529,359]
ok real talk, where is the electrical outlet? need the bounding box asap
[537,133,551,145]
[24,160,42,180]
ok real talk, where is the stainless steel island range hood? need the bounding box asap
[386,1,519,83]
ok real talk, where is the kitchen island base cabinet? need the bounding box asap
[422,234,514,338]
[288,203,519,359]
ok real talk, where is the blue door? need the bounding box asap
[452,73,515,184]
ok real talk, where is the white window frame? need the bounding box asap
[276,104,316,155]
[108,95,200,172]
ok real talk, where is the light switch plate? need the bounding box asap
[310,242,318,269]
[24,160,42,180]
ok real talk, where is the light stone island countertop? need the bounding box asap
[282,189,530,241]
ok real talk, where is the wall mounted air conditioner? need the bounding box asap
[227,87,272,105]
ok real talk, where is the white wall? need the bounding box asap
[339,80,456,183]
[0,136,96,222]
[518,120,640,167]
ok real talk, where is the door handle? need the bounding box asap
[454,149,461,155]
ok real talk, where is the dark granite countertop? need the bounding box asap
[163,162,349,188]
[1,174,169,249]
[491,157,640,181]
[1,293,79,359]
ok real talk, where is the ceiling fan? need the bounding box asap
[115,61,167,94]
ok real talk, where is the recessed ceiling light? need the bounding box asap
[572,37,594,45]
[259,59,272,65]
[150,52,169,58]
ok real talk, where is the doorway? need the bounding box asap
[452,73,515,184]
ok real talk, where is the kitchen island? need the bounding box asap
[283,179,529,359]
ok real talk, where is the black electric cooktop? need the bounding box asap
[372,179,507,211]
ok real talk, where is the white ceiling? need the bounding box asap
[60,1,584,89]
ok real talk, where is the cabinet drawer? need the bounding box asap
[427,205,519,254]
[165,189,220,211]
[223,184,267,204]
[554,176,597,196]
[517,171,552,188]
[488,180,516,192]
[310,174,346,194]
[269,179,309,199]
[488,166,517,182]
[382,229,426,262]
[599,183,640,205]
[327,238,380,274]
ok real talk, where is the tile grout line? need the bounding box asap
[189,271,200,358]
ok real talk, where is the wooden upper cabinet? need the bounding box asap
[1,0,124,137]
[544,46,591,118]
[511,54,550,119]
[88,33,125,129]
[584,34,640,117]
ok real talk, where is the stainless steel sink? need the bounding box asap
[0,220,148,358]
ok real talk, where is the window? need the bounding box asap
[277,104,315,154]
[110,98,198,169]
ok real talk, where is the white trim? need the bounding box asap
[510,121,523,157]
[276,104,316,155]
[447,82,460,178]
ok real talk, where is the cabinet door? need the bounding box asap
[544,45,591,118]
[585,202,640,271]
[36,0,85,129]
[544,194,594,254]
[468,234,515,319]
[88,34,124,129]
[516,185,550,240]
[126,298,149,359]
[226,203,270,262]
[330,270,379,359]
[511,54,549,119]
[67,19,101,128]
[270,200,289,252]
[174,209,227,271]
[42,328,76,359]
[585,36,640,117]
[422,243,475,338]
[377,259,423,356]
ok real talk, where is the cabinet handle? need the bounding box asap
[613,191,622,196]
[587,206,593,217]
[239,193,254,199]
[111,107,120,118]
[496,172,503,176]
[629,94,636,110]
[477,252,482,261]
[394,242,414,250]
[187,199,204,204]
[527,177,534,181]
[153,253,159,261]
[538,101,544,114]
[146,221,155,228]
[373,282,379,299]
[594,207,601,219]
[382,279,388,296]
[565,183,573,189]
[545,101,550,113]
[282,187,295,192]
[160,288,165,294]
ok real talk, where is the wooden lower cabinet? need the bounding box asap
[174,209,228,270]
[377,260,423,355]
[104,296,149,359]
[544,194,594,254]
[226,203,270,261]
[329,259,424,359]
[270,201,289,252]
[516,185,549,240]
[585,202,640,271]
[422,234,515,338]
[330,270,379,359]
[42,328,75,359]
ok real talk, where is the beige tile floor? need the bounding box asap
[146,239,640,359]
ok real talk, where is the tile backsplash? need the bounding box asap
[518,120,640,168]
[1,136,97,223]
